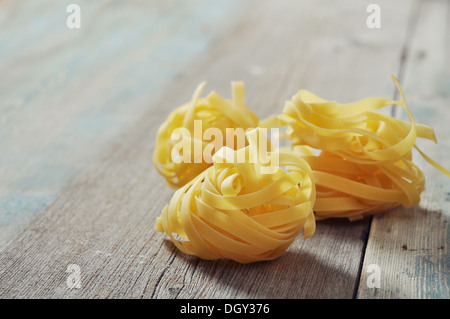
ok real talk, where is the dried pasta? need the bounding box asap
[153,81,259,188]
[155,129,316,263]
[279,75,449,220]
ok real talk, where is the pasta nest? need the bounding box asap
[155,128,316,263]
[153,81,259,188]
[279,75,449,220]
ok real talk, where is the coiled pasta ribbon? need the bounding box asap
[279,75,450,220]
[153,81,259,188]
[155,129,316,263]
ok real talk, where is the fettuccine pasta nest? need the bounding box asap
[153,81,259,188]
[155,129,316,263]
[279,75,449,220]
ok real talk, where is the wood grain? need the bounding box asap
[357,0,450,299]
[0,0,243,247]
[1,0,446,299]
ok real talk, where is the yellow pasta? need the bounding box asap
[153,81,259,188]
[154,74,448,261]
[155,128,316,263]
[279,75,449,220]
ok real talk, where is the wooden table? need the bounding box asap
[0,0,448,299]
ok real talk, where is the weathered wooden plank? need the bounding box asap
[357,0,449,299]
[0,0,413,299]
[0,0,243,247]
